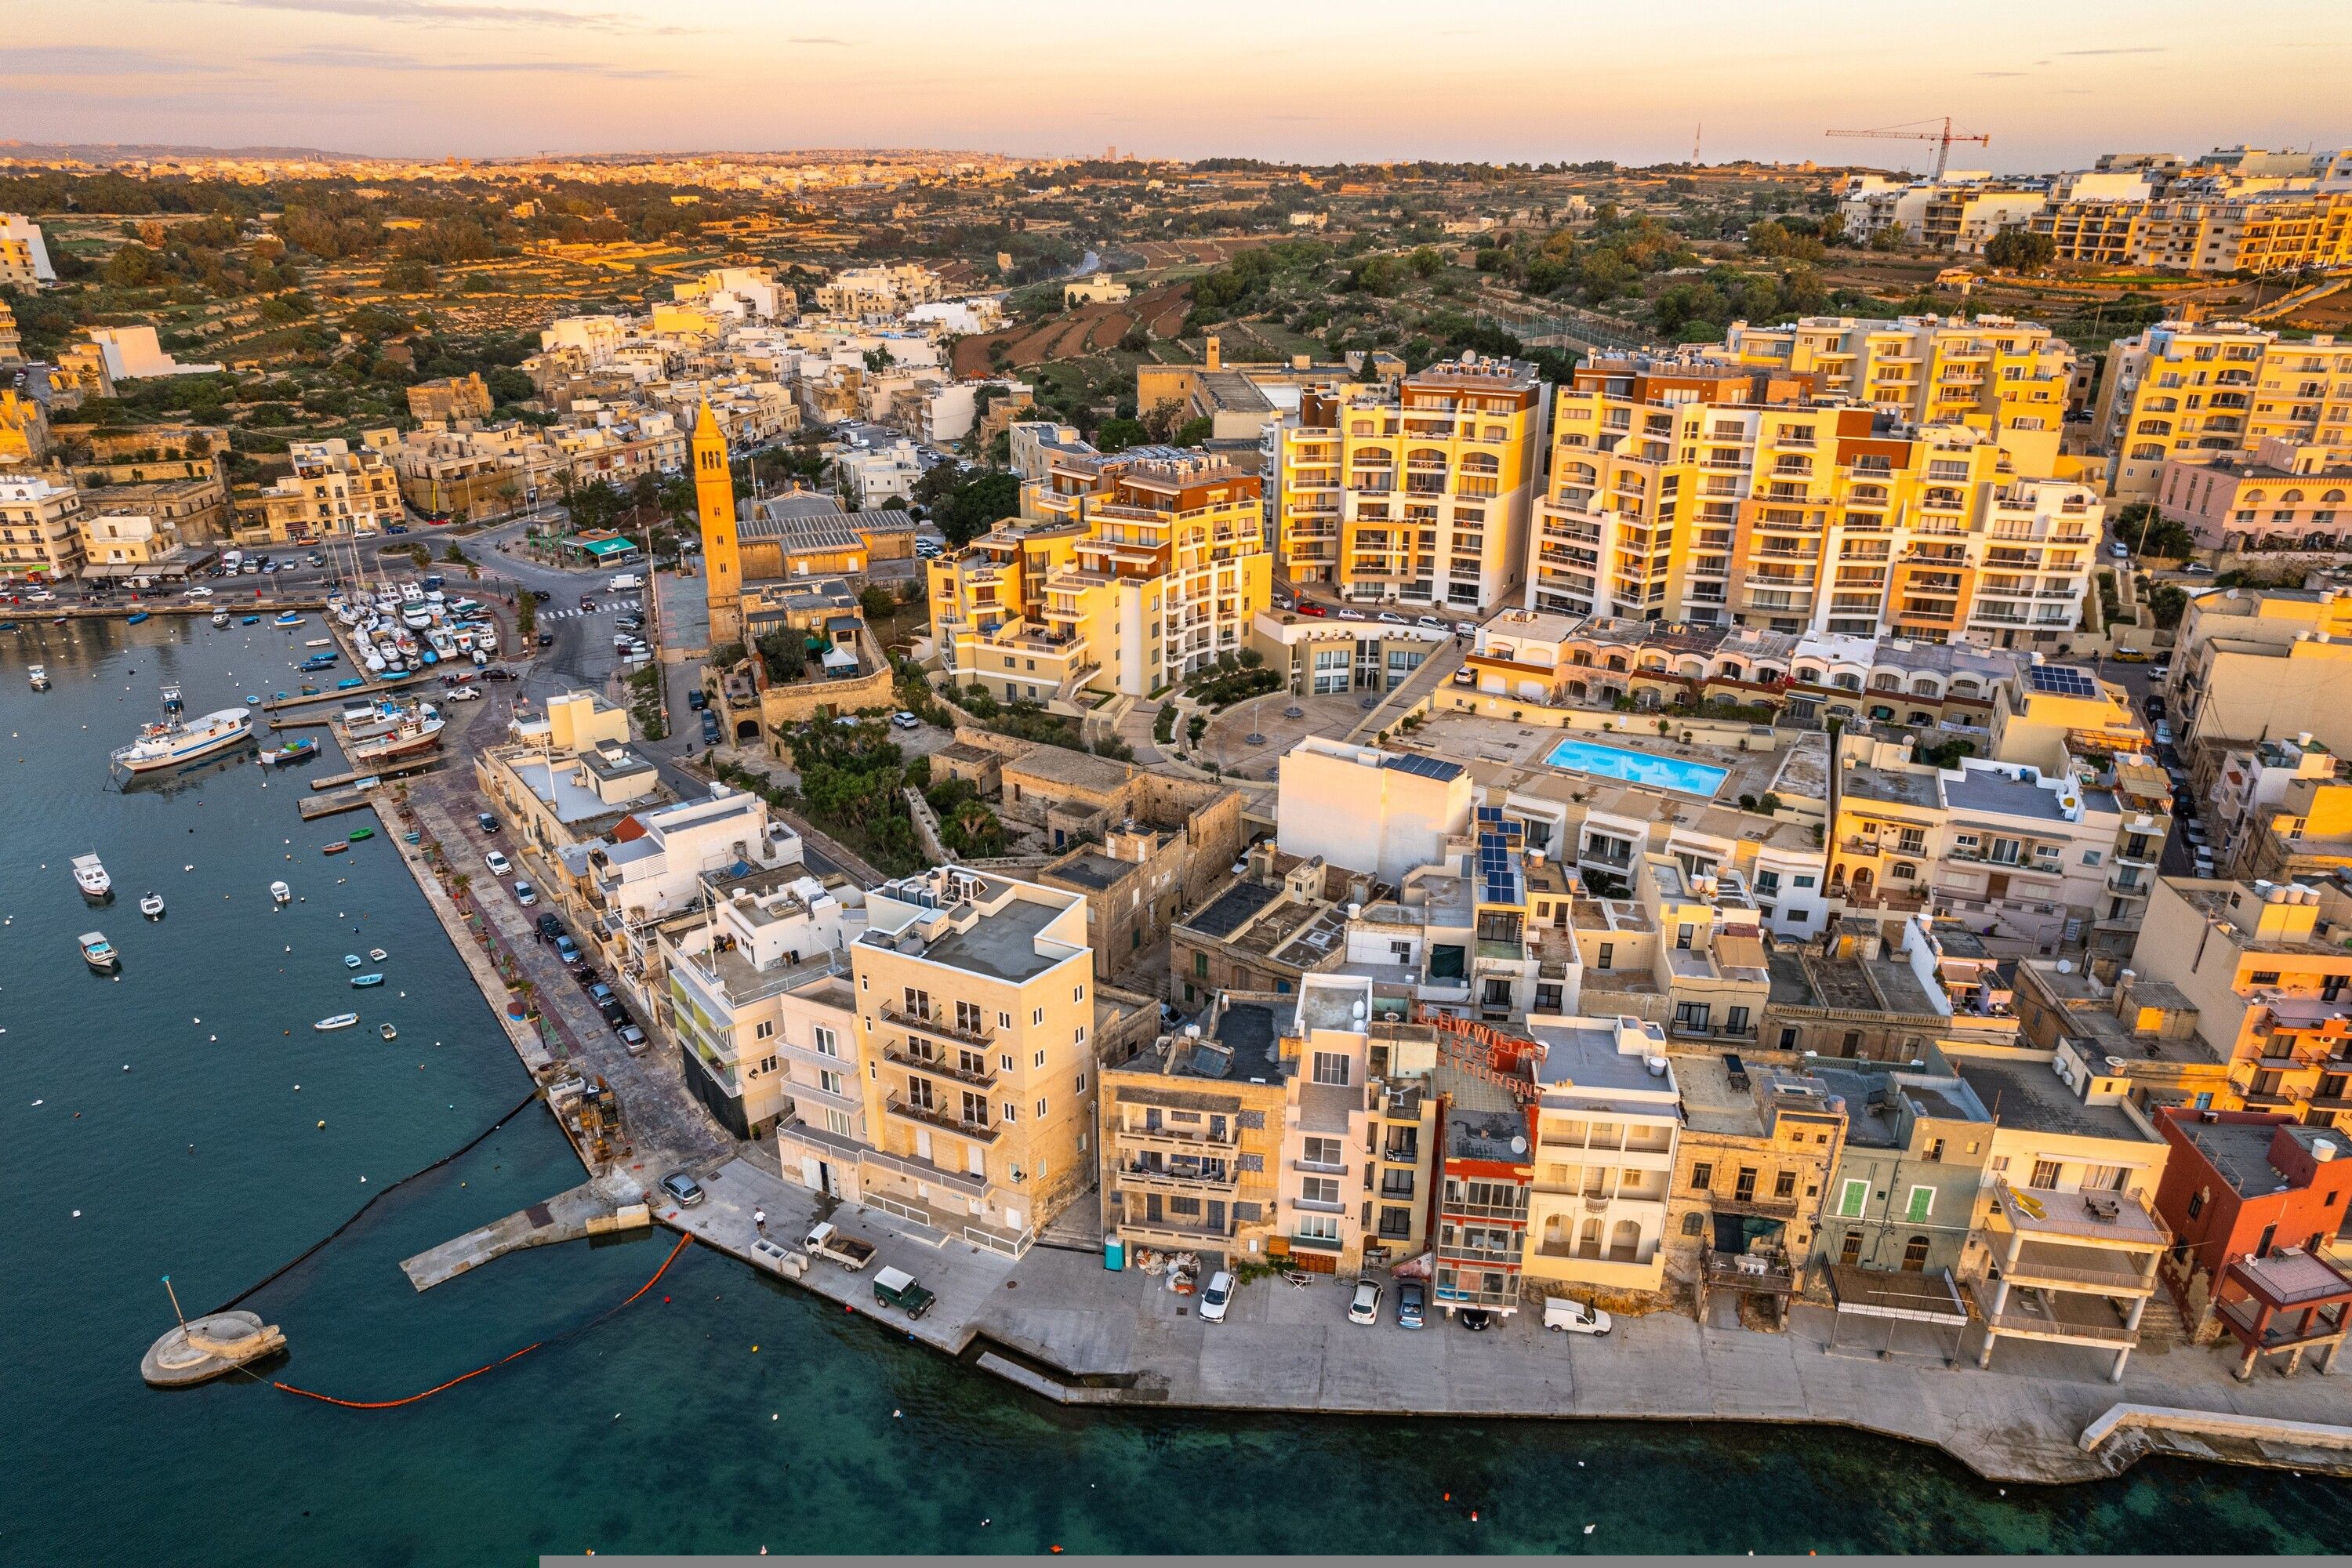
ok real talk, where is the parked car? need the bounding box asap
[1347,1280,1382,1325]
[615,615,645,632]
[618,1023,648,1055]
[184,586,213,599]
[1396,1281,1427,1329]
[1457,1308,1495,1332]
[2154,721,2174,746]
[2183,562,2216,576]
[891,710,921,729]
[1544,1296,1614,1335]
[700,714,722,745]
[1376,611,1408,626]
[484,668,516,681]
[554,934,583,967]
[872,1265,935,1319]
[477,811,499,833]
[445,685,484,702]
[1337,607,1367,621]
[659,1171,704,1207]
[1415,615,1446,630]
[1199,1269,1236,1323]
[483,849,512,876]
[687,689,708,711]
[513,880,538,907]
[1454,620,1478,636]
[1295,601,1327,618]
[2112,646,2149,662]
[535,913,564,942]
[2110,543,2132,559]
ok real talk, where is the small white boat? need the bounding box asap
[73,854,113,902]
[379,1022,398,1040]
[314,1013,360,1032]
[304,637,333,649]
[270,880,292,906]
[368,947,387,962]
[209,610,230,629]
[81,931,121,973]
[27,663,48,690]
[139,891,165,920]
[343,953,363,968]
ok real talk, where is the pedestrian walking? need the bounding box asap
[753,1207,767,1235]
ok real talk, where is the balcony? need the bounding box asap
[1119,1120,1237,1152]
[1703,1250,1795,1294]
[1287,1231,1345,1253]
[881,1038,997,1089]
[879,1000,993,1050]
[1437,1240,1523,1267]
[2002,1239,2157,1296]
[1118,1160,1237,1193]
[884,1091,999,1143]
[1968,1279,2140,1344]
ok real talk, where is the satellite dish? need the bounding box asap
[1509,1134,1527,1154]
[2056,959,2075,974]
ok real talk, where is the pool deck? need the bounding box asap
[1411,710,1795,804]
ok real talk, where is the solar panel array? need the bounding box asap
[1478,818,1525,906]
[1387,753,1465,782]
[2026,663,2100,699]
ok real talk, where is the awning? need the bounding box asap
[1828,1264,1968,1323]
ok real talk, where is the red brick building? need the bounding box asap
[2151,1108,2352,1330]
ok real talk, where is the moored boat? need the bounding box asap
[274,612,305,627]
[209,610,229,628]
[378,1022,398,1040]
[259,738,320,767]
[73,854,113,902]
[125,611,150,625]
[347,705,445,765]
[111,702,255,776]
[368,947,387,962]
[350,973,383,988]
[270,880,292,906]
[139,891,165,920]
[81,931,120,973]
[322,841,349,855]
[314,1013,359,1032]
[347,827,374,842]
[27,663,48,690]
[343,954,362,967]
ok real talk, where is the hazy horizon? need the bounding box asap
[2,0,2345,175]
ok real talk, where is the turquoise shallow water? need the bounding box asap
[4,618,2350,1563]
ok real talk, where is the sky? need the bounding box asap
[1,0,2345,169]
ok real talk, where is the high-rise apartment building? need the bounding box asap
[2095,321,2352,500]
[1274,354,1547,610]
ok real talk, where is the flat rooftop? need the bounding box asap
[1955,1059,2157,1144]
[2186,1121,2316,1198]
[914,894,1069,982]
[1944,768,2069,824]
[1528,1018,1669,1098]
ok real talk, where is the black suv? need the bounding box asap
[535,913,564,943]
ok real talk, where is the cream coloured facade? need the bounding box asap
[0,474,85,580]
[1519,1014,1681,1294]
[242,439,403,543]
[661,873,851,1140]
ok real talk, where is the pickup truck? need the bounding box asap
[872,1265,935,1319]
[805,1221,877,1271]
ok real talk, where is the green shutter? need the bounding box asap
[1906,1186,1934,1222]
[1838,1179,1867,1218]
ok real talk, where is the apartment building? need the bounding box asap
[2133,189,2352,276]
[2150,1109,2352,1362]
[1274,354,1547,611]
[0,474,86,580]
[1098,993,1290,1263]
[660,870,851,1138]
[2158,438,2352,554]
[1761,913,2024,1062]
[1526,355,2092,644]
[1666,1055,1848,1320]
[1274,736,1472,884]
[1947,1050,2172,1380]
[1809,1063,1995,1279]
[852,867,1101,1252]
[2095,322,2352,501]
[1519,1013,1681,1295]
[241,438,403,543]
[0,213,56,287]
[813,263,944,318]
[2204,733,2343,880]
[74,510,194,579]
[2129,876,2352,1130]
[2167,586,2352,759]
[772,972,871,1201]
[1719,315,2075,452]
[929,449,1269,702]
[1431,1056,1537,1316]
[0,302,25,367]
[406,372,495,425]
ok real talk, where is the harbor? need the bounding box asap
[5,616,2350,1562]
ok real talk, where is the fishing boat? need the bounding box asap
[259,738,320,767]
[270,880,292,906]
[321,841,349,856]
[125,610,151,626]
[0,619,20,632]
[347,827,374,842]
[139,891,165,920]
[209,610,229,628]
[72,854,113,902]
[378,1022,398,1040]
[304,637,332,649]
[299,654,339,671]
[111,702,254,777]
[274,612,305,628]
[347,705,445,765]
[80,931,121,974]
[161,684,183,713]
[240,615,260,626]
[350,973,384,988]
[368,947,387,962]
[336,677,365,690]
[27,663,49,690]
[313,1013,359,1032]
[343,954,362,969]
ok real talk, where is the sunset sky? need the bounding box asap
[2,0,2344,169]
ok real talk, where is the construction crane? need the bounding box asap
[1825,117,1991,180]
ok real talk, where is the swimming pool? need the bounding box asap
[1542,736,1730,797]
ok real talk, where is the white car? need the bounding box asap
[1415,615,1446,630]
[1198,1269,1234,1324]
[445,685,484,702]
[483,849,512,876]
[890,710,921,729]
[1376,611,1408,626]
[2110,543,2131,559]
[1337,607,1368,622]
[1454,620,1477,636]
[1544,1296,1614,1336]
[1347,1280,1382,1325]
[184,586,213,599]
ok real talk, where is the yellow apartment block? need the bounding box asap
[1528,358,2097,647]
[2095,322,2352,501]
[931,450,1268,701]
[851,867,1099,1252]
[1276,354,1546,611]
[1719,314,2074,456]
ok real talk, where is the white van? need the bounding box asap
[608,572,644,592]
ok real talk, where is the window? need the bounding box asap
[1074,984,1086,1002]
[1793,874,1816,889]
[813,1025,838,1057]
[1689,1161,1715,1192]
[1904,1186,1934,1222]
[1302,1135,1344,1167]
[2030,1159,2063,1189]
[1675,924,1694,950]
[1032,1007,1044,1025]
[1000,1102,1018,1124]
[1301,1176,1341,1207]
[1000,1052,1014,1072]
[2186,1189,2205,1220]
[1035,1098,1048,1120]
[1312,1051,1352,1086]
[902,985,931,1019]
[961,1091,989,1125]
[753,1020,775,1040]
[1900,1234,1930,1272]
[1774,1170,1797,1200]
[2249,971,2281,987]
[1075,1072,1087,1094]
[1597,942,1615,970]
[1682,1212,1706,1236]
[825,1108,853,1137]
[1837,1178,1867,1218]
[818,1069,844,1098]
